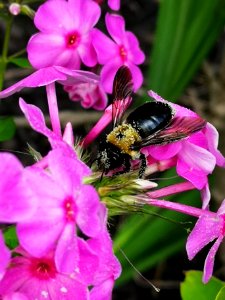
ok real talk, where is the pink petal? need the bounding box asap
[145,142,182,160]
[0,153,34,223]
[180,141,216,174]
[100,62,121,93]
[0,67,99,99]
[126,31,145,64]
[91,29,118,64]
[203,235,224,283]
[105,13,125,44]
[205,123,225,167]
[0,231,10,280]
[127,63,143,91]
[3,293,28,300]
[47,149,91,192]
[186,215,223,260]
[68,0,101,32]
[76,186,103,237]
[108,0,120,10]
[0,67,65,99]
[19,99,55,139]
[200,183,211,209]
[177,158,208,189]
[77,238,99,284]
[17,216,63,257]
[90,279,115,300]
[78,36,97,67]
[34,0,77,33]
[147,90,198,118]
[63,122,74,147]
[55,224,79,273]
[87,229,121,284]
[217,199,225,215]
[27,33,79,69]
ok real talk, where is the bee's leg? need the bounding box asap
[139,153,146,178]
[114,157,131,176]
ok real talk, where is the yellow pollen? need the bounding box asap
[107,124,141,157]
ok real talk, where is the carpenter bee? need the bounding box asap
[96,66,206,178]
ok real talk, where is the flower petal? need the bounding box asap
[127,63,143,91]
[126,31,145,64]
[203,235,224,283]
[0,231,10,280]
[105,13,125,44]
[100,62,121,93]
[34,0,77,33]
[186,215,223,260]
[91,29,118,64]
[55,224,79,273]
[205,123,225,167]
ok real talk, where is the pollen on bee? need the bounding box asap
[107,124,141,156]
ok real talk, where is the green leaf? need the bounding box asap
[0,116,16,141]
[216,286,225,300]
[8,57,32,68]
[4,226,19,249]
[180,270,224,300]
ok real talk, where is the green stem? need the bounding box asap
[0,15,13,90]
[8,48,27,60]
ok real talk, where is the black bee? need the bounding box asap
[97,66,206,178]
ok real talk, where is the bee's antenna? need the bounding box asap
[119,248,160,292]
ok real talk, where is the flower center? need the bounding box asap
[30,258,57,280]
[119,45,127,62]
[63,196,76,222]
[66,31,80,48]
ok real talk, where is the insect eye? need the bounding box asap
[116,132,124,140]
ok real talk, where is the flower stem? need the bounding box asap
[0,15,13,90]
[145,198,216,218]
[81,104,112,147]
[46,83,61,136]
[147,181,195,198]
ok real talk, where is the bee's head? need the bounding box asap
[97,140,129,174]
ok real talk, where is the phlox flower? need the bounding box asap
[16,149,104,273]
[0,245,94,299]
[64,81,108,110]
[142,91,225,205]
[27,0,101,69]
[147,197,225,283]
[92,13,145,93]
[0,231,10,281]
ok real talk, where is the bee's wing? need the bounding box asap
[131,116,206,149]
[112,66,133,128]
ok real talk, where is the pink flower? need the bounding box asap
[147,197,225,283]
[186,200,225,283]
[64,81,108,110]
[17,149,104,273]
[0,153,35,223]
[143,91,225,194]
[27,0,101,69]
[92,13,145,93]
[0,231,10,281]
[0,246,93,299]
